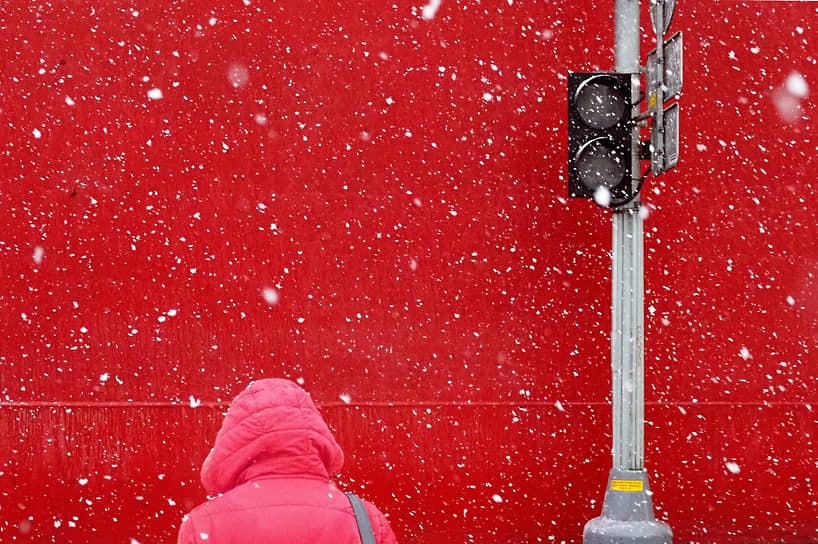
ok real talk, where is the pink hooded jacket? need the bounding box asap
[177,379,398,544]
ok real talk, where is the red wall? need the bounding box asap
[1,1,816,542]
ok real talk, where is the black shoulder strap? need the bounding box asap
[345,492,377,544]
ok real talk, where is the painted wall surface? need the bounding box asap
[1,1,816,542]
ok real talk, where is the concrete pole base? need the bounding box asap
[583,469,672,544]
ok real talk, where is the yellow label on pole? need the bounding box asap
[649,94,657,108]
[611,479,644,492]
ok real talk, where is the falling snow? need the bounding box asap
[422,0,442,20]
[785,72,809,98]
[262,287,280,305]
[1,2,816,544]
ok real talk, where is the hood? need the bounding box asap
[200,378,344,496]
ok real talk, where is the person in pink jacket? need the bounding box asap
[177,378,398,544]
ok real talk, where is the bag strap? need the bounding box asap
[345,492,377,544]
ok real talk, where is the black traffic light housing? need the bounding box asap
[567,72,634,200]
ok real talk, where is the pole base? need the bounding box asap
[583,469,672,544]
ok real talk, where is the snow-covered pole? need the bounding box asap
[582,1,673,543]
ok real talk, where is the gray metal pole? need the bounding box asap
[612,0,645,473]
[583,1,672,542]
[611,205,644,471]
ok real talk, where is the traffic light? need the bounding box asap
[567,72,634,200]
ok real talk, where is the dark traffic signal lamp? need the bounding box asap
[567,72,634,200]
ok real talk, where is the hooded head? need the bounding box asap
[200,378,344,496]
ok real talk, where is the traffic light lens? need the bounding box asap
[575,138,627,190]
[575,77,629,130]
